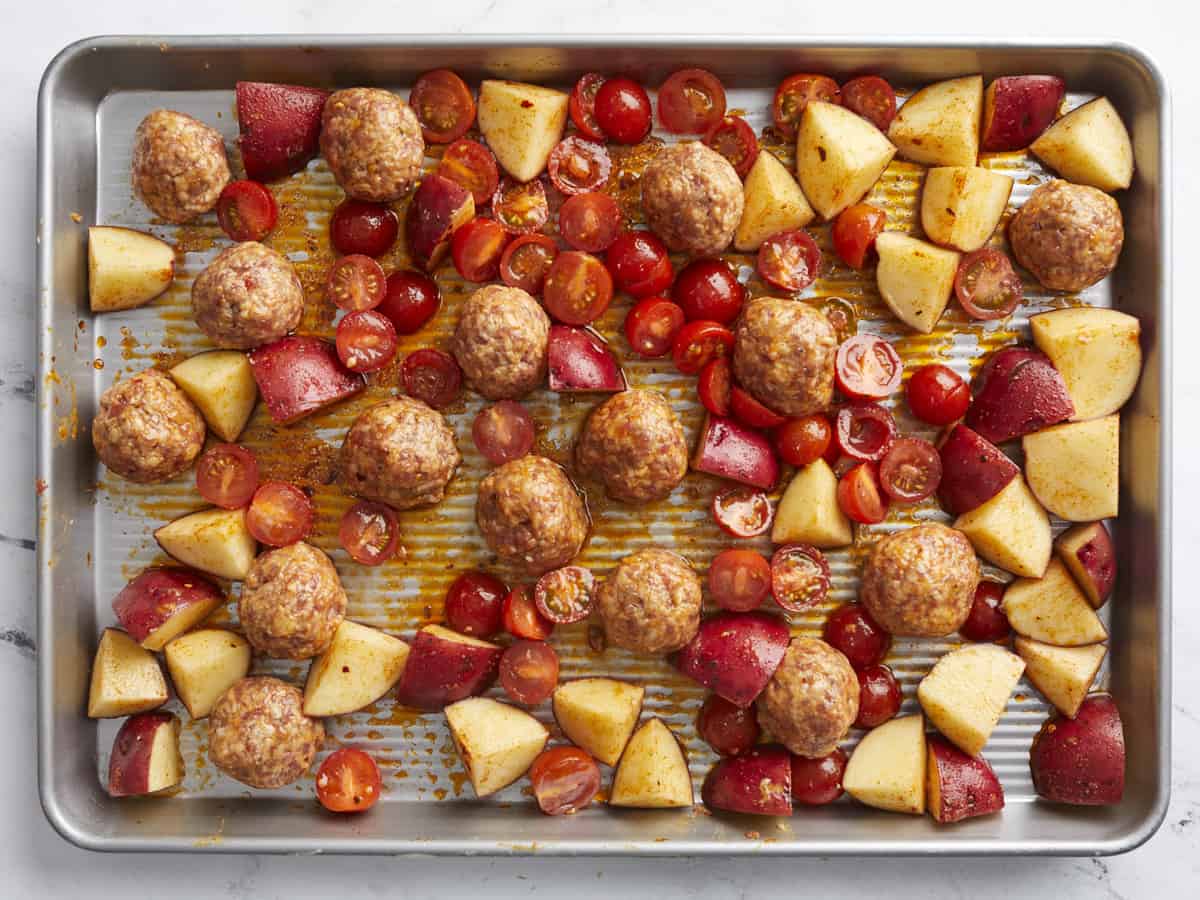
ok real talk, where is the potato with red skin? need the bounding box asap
[674,611,790,708]
[965,347,1074,445]
[1030,694,1125,806]
[547,325,626,393]
[1055,522,1117,608]
[112,567,226,652]
[980,76,1065,152]
[249,335,365,424]
[107,711,183,798]
[937,424,1020,516]
[394,624,502,711]
[926,734,1005,823]
[692,414,780,490]
[406,173,476,269]
[701,745,793,816]
[236,81,330,181]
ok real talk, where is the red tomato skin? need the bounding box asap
[605,231,674,298]
[436,139,500,206]
[624,297,686,359]
[671,320,734,375]
[697,694,761,756]
[878,436,942,504]
[703,115,759,179]
[835,334,904,400]
[329,200,399,257]
[445,571,507,638]
[472,401,536,466]
[697,357,733,416]
[657,68,727,135]
[757,230,821,293]
[558,192,623,253]
[730,386,787,429]
[708,548,773,612]
[315,748,383,813]
[245,481,315,547]
[594,77,652,144]
[831,204,886,270]
[836,462,889,525]
[823,603,891,670]
[409,69,475,144]
[499,640,560,706]
[673,258,745,324]
[773,415,832,467]
[791,749,848,805]
[772,74,841,138]
[502,586,554,641]
[216,180,278,242]
[959,581,1012,642]
[841,76,898,132]
[378,270,440,335]
[401,348,462,410]
[855,664,902,729]
[528,746,601,816]
[906,364,971,426]
[569,73,606,142]
[338,501,402,566]
[451,217,510,282]
[195,444,259,510]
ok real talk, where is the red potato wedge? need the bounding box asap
[937,424,1020,516]
[235,81,330,182]
[1030,693,1125,805]
[692,414,780,490]
[547,325,626,392]
[107,711,183,798]
[926,734,1005,823]
[1055,522,1116,609]
[111,567,226,652]
[673,610,790,708]
[248,335,365,424]
[394,624,502,711]
[701,744,793,816]
[981,76,1066,152]
[965,347,1074,444]
[405,173,475,270]
[87,628,169,719]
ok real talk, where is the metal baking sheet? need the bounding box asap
[36,36,1171,855]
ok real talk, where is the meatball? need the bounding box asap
[596,549,701,655]
[208,676,324,789]
[733,297,837,417]
[640,141,743,256]
[239,542,347,659]
[320,88,424,202]
[92,369,205,484]
[575,390,688,504]
[191,242,305,349]
[476,455,588,575]
[859,523,981,637]
[756,638,859,758]
[1009,179,1124,293]
[131,109,230,224]
[451,284,550,400]
[340,397,460,510]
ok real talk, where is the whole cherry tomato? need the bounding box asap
[594,77,652,144]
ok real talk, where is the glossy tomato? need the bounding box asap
[657,68,727,134]
[624,296,685,358]
[730,386,787,429]
[791,749,847,805]
[534,566,595,625]
[451,216,509,282]
[836,461,888,525]
[558,192,623,253]
[528,746,601,816]
[329,200,399,257]
[315,748,382,813]
[569,73,606,141]
[499,234,558,295]
[772,73,840,138]
[955,248,1023,320]
[773,415,832,467]
[697,357,732,416]
[436,139,500,206]
[502,585,554,641]
[547,136,612,195]
[378,269,440,335]
[834,402,897,461]
[445,571,507,638]
[671,320,734,375]
[594,77,652,144]
[770,544,831,613]
[822,603,891,670]
[697,694,761,756]
[216,180,277,242]
[835,334,903,400]
[338,500,402,566]
[472,401,536,466]
[712,487,773,538]
[959,581,1011,642]
[878,436,942,503]
[245,481,314,546]
[409,69,475,143]
[605,231,674,298]
[673,257,745,324]
[856,664,902,729]
[758,229,821,293]
[703,115,759,179]
[499,640,560,705]
[708,548,772,612]
[905,363,970,426]
[492,177,550,234]
[195,444,259,509]
[327,254,386,311]
[335,309,398,373]
[841,76,898,132]
[401,348,462,409]
[831,203,886,270]
[543,250,613,325]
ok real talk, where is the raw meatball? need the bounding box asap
[320,88,424,202]
[131,109,230,224]
[756,637,859,758]
[476,455,588,575]
[191,242,304,349]
[640,141,743,256]
[208,676,324,789]
[239,542,347,659]
[451,284,550,400]
[596,548,701,655]
[340,397,460,510]
[733,297,837,417]
[859,523,981,637]
[1009,179,1124,293]
[575,390,688,504]
[92,369,205,484]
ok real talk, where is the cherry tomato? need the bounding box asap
[834,402,897,462]
[558,192,623,253]
[673,258,744,324]
[906,363,970,426]
[401,348,462,409]
[836,461,888,525]
[542,250,613,325]
[499,234,559,295]
[879,437,942,504]
[503,585,554,641]
[856,664,902,729]
[528,746,601,816]
[708,548,773,612]
[758,230,821,293]
[820,296,858,343]
[534,566,595,625]
[773,415,832,468]
[697,357,732,416]
[445,571,507,638]
[835,334,903,400]
[548,136,612,195]
[711,487,773,538]
[770,544,831,613]
[409,69,475,144]
[624,297,685,358]
[703,115,759,179]
[594,77,652,144]
[831,204,887,270]
[315,748,382,813]
[245,481,314,547]
[436,139,500,206]
[955,249,1023,320]
[326,254,386,312]
[378,269,440,335]
[329,200,399,257]
[671,320,734,375]
[697,694,761,756]
[451,217,509,282]
[472,401,536,466]
[772,73,840,138]
[195,443,259,509]
[730,386,787,429]
[336,309,398,373]
[339,500,402,566]
[569,73,606,142]
[791,749,847,805]
[959,581,1012,642]
[492,177,550,234]
[657,68,727,134]
[499,640,560,706]
[840,76,898,132]
[823,603,891,670]
[216,180,277,242]
[606,231,674,298]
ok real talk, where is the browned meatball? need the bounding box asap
[859,523,981,637]
[596,549,701,655]
[756,637,858,758]
[575,390,688,504]
[640,141,744,256]
[239,542,347,659]
[208,677,324,789]
[320,88,424,202]
[733,297,837,417]
[340,397,460,510]
[92,369,205,483]
[1009,179,1124,293]
[476,455,588,575]
[191,242,304,349]
[131,109,230,224]
[450,284,550,400]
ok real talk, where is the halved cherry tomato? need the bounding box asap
[605,231,674,298]
[451,217,510,282]
[834,402,897,461]
[878,436,942,503]
[792,749,847,805]
[558,192,623,253]
[195,443,258,509]
[569,73,607,142]
[703,115,759,179]
[758,230,821,293]
[548,136,612,195]
[492,177,550,234]
[409,69,475,144]
[542,250,613,325]
[528,746,601,816]
[657,68,727,134]
[697,357,732,416]
[499,640,560,705]
[837,461,888,524]
[820,296,858,343]
[673,257,745,324]
[712,487,773,538]
[216,180,277,242]
[671,320,734,375]
[330,200,399,257]
[772,73,840,138]
[534,566,595,625]
[831,204,886,270]
[401,348,462,409]
[959,581,1011,643]
[856,664,902,729]
[503,585,554,640]
[841,76,898,132]
[499,234,559,295]
[773,415,832,468]
[730,386,787,429]
[955,248,1024,320]
[472,401,536,466]
[436,139,500,206]
[245,481,314,547]
[624,296,685,358]
[339,500,402,566]
[327,254,386,311]
[378,269,440,335]
[336,309,398,373]
[835,334,903,400]
[906,363,970,426]
[594,77,652,144]
[697,694,761,756]
[315,748,382,813]
[823,602,891,669]
[770,544,831,612]
[708,548,772,612]
[445,571,507,638]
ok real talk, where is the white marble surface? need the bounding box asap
[6,2,1198,896]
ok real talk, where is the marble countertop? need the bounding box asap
[6,3,1197,897]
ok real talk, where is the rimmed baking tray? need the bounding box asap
[36,35,1171,855]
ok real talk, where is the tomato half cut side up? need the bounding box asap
[502,585,554,640]
[216,180,278,242]
[409,69,475,144]
[624,297,685,359]
[499,640,560,706]
[606,231,674,299]
[703,115,759,179]
[757,230,821,293]
[569,73,607,142]
[831,204,887,270]
[558,192,623,253]
[955,249,1024,320]
[770,544,832,613]
[542,250,614,325]
[529,746,601,816]
[878,436,942,504]
[772,74,841,138]
[730,386,787,429]
[835,334,903,400]
[697,357,732,416]
[773,415,832,468]
[499,234,559,295]
[657,68,727,135]
[594,77,653,144]
[315,748,382,813]
[834,402,897,462]
[401,348,463,409]
[451,217,510,282]
[708,549,772,613]
[195,444,259,510]
[906,363,970,426]
[327,254,387,312]
[335,310,398,373]
[339,501,402,566]
[712,487,773,538]
[534,566,595,624]
[329,200,399,257]
[378,270,440,335]
[492,177,550,234]
[837,462,889,525]
[245,481,315,547]
[840,76,898,132]
[548,136,613,195]
[436,139,500,206]
[671,320,734,375]
[472,401,536,466]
